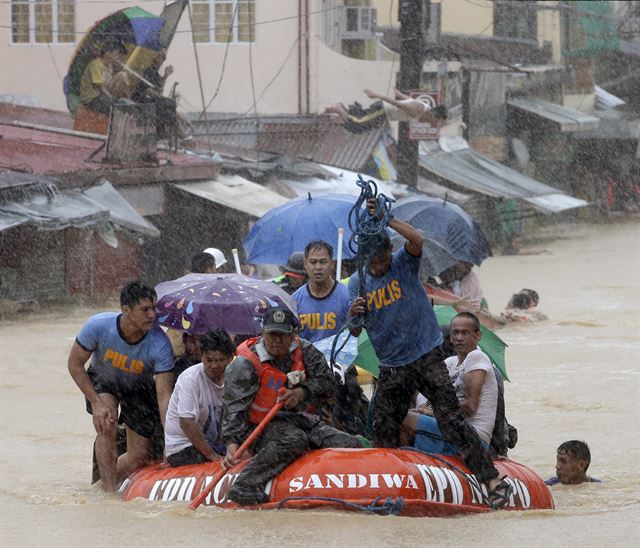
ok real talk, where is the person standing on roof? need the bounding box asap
[292,241,350,343]
[221,306,361,505]
[274,251,308,295]
[348,199,512,508]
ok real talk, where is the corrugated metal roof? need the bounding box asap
[0,124,219,183]
[191,114,385,171]
[507,96,600,132]
[419,142,589,213]
[174,175,289,218]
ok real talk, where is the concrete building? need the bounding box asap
[1,0,453,117]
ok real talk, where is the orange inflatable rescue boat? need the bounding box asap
[120,448,554,516]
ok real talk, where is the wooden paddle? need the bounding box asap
[188,395,285,510]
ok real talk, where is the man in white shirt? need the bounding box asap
[165,330,235,466]
[402,312,498,454]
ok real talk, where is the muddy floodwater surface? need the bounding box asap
[1,222,638,547]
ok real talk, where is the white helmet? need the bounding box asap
[203,247,227,269]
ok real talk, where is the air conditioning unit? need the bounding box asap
[340,6,377,39]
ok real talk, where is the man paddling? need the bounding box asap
[348,199,512,508]
[220,306,361,505]
[67,281,174,491]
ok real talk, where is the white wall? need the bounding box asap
[0,0,459,117]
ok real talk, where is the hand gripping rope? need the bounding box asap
[329,174,394,377]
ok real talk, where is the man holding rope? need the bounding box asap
[348,199,513,508]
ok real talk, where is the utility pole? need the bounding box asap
[397,0,429,188]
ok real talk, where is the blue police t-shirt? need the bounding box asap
[292,281,351,342]
[348,247,442,367]
[77,312,174,391]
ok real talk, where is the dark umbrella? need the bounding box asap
[155,273,297,335]
[243,193,360,265]
[392,195,492,271]
[391,228,461,277]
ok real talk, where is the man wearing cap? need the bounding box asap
[292,241,351,343]
[221,306,361,505]
[274,251,307,295]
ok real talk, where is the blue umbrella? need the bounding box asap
[243,193,359,265]
[392,196,492,268]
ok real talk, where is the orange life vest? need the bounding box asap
[236,337,306,425]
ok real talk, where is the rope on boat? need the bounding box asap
[274,495,405,515]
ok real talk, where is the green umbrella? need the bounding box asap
[353,305,508,381]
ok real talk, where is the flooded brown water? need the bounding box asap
[1,221,638,547]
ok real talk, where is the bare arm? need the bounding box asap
[155,371,173,426]
[178,417,220,461]
[389,218,423,257]
[67,342,114,434]
[460,369,486,416]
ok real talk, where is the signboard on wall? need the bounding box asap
[409,91,441,141]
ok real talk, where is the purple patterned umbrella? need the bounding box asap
[155,273,297,335]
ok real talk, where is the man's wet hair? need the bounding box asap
[431,105,448,120]
[557,440,591,469]
[120,281,156,307]
[191,252,216,273]
[304,240,333,258]
[452,311,481,332]
[522,288,540,306]
[365,232,392,259]
[201,329,236,357]
[510,292,531,309]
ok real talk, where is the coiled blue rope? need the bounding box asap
[274,495,405,515]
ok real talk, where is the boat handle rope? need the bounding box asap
[275,495,405,515]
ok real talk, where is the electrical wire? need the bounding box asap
[0,3,343,37]
[200,0,240,115]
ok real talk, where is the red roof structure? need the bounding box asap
[0,123,220,188]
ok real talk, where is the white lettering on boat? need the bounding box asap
[414,464,463,504]
[464,473,531,508]
[148,476,197,502]
[287,473,420,494]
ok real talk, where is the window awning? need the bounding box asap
[174,174,289,218]
[508,96,600,132]
[595,86,625,110]
[0,177,160,236]
[418,141,589,213]
[573,108,640,141]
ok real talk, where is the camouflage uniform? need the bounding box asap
[222,338,361,505]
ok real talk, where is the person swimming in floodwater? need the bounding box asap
[546,440,602,486]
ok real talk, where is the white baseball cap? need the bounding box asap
[203,247,227,269]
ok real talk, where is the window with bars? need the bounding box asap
[493,0,537,42]
[191,0,255,43]
[11,0,75,44]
